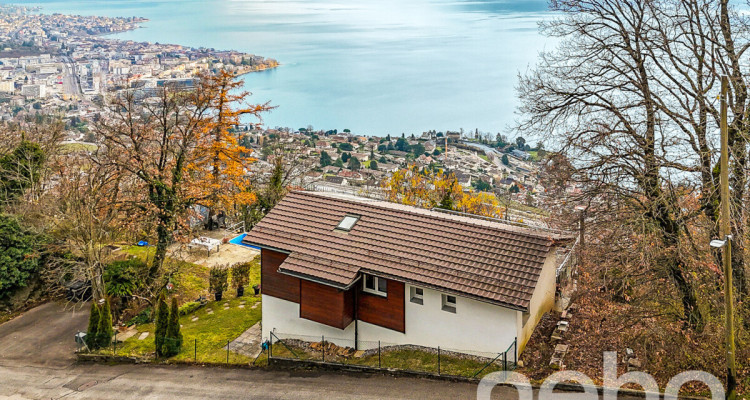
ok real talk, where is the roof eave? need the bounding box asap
[277,267,359,291]
[241,241,291,255]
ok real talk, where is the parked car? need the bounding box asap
[65,280,92,302]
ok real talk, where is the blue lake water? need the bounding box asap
[16,0,551,136]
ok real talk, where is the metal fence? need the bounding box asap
[268,331,517,379]
[76,332,266,366]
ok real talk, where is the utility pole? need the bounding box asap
[720,75,737,400]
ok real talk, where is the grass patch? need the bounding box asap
[269,341,506,379]
[107,254,262,364]
[119,245,155,259]
[478,154,490,162]
[112,293,261,364]
[172,260,209,302]
[60,142,97,153]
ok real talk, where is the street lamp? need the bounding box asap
[717,76,737,400]
[711,233,736,400]
[710,235,732,249]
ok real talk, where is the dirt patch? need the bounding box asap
[175,243,259,269]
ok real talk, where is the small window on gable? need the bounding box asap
[336,214,360,231]
[410,286,424,305]
[362,273,387,296]
[442,294,456,313]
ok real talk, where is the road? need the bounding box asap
[0,302,513,399]
[0,302,642,399]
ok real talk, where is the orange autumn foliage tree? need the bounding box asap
[191,70,273,227]
[381,166,499,217]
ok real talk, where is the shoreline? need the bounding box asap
[26,4,282,75]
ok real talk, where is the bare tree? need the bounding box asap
[49,157,130,300]
[97,84,212,280]
[518,0,703,327]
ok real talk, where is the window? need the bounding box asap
[335,215,360,231]
[410,286,424,305]
[362,274,387,296]
[441,294,456,313]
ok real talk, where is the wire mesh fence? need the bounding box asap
[268,331,517,379]
[75,327,517,377]
[76,331,264,366]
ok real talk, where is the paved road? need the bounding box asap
[0,302,641,399]
[1,363,506,400]
[0,302,509,399]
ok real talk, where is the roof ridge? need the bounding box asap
[293,190,573,241]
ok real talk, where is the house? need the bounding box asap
[324,176,347,186]
[244,191,576,355]
[377,163,399,173]
[511,149,530,161]
[454,171,472,187]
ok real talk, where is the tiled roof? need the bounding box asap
[244,191,574,310]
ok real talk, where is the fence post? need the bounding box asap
[437,347,441,375]
[194,338,197,362]
[504,351,508,372]
[378,341,381,368]
[269,332,273,358]
[226,340,230,364]
[113,331,117,356]
[321,335,325,362]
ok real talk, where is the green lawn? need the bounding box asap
[106,249,262,365]
[119,245,210,302]
[60,142,97,153]
[269,341,506,379]
[112,294,261,364]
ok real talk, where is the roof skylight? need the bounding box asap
[336,215,360,231]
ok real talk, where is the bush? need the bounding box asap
[209,267,228,295]
[103,258,145,298]
[163,297,182,357]
[231,262,251,291]
[0,214,44,299]
[178,301,203,316]
[154,293,169,357]
[126,307,151,326]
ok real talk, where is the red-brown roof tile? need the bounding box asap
[244,191,574,310]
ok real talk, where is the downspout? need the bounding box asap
[354,287,359,351]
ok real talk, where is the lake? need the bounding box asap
[15,0,552,136]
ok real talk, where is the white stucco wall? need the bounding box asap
[516,250,559,354]
[358,285,517,355]
[262,284,518,356]
[261,294,355,347]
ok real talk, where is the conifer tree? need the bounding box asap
[154,293,169,357]
[96,298,113,349]
[86,302,100,349]
[164,297,183,356]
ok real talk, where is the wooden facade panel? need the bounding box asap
[299,280,353,329]
[261,248,299,303]
[357,279,405,333]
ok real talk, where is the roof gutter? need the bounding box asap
[243,242,291,255]
[277,268,361,291]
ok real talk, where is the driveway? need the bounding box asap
[0,302,642,399]
[0,301,89,368]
